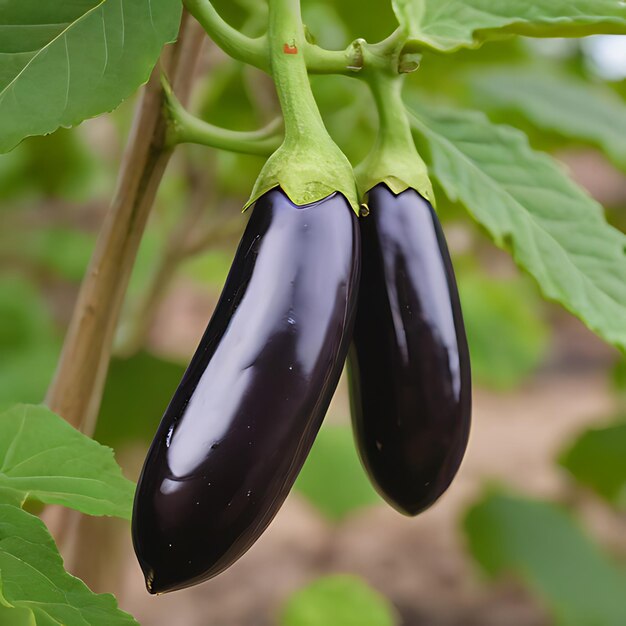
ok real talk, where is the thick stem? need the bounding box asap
[369,74,416,161]
[356,71,433,202]
[183,0,268,70]
[268,0,328,146]
[45,12,205,435]
[246,0,358,211]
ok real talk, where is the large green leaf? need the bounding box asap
[392,0,626,53]
[409,101,626,352]
[0,0,182,153]
[468,67,626,171]
[0,504,138,625]
[465,491,626,626]
[295,425,380,521]
[280,575,397,626]
[559,419,626,508]
[0,404,134,519]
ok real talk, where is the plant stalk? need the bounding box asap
[245,0,358,211]
[183,0,268,70]
[164,80,282,155]
[268,0,329,146]
[45,12,205,435]
[356,71,433,202]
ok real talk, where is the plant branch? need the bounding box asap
[163,76,282,155]
[182,0,411,78]
[183,0,269,71]
[45,12,206,436]
[304,28,408,75]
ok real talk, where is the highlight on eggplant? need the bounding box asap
[132,188,360,594]
[348,183,471,516]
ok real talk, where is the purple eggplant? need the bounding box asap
[348,184,471,516]
[133,188,360,593]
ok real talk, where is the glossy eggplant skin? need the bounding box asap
[133,189,359,594]
[348,184,471,516]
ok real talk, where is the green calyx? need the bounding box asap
[245,0,359,213]
[356,71,434,205]
[244,135,359,212]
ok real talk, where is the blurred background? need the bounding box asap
[1,1,625,624]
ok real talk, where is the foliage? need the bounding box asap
[0,405,137,625]
[0,505,138,626]
[559,418,626,507]
[393,0,626,52]
[410,101,626,351]
[279,575,397,626]
[0,404,134,518]
[467,66,626,171]
[0,0,182,153]
[465,490,626,626]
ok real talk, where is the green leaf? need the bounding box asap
[459,272,549,389]
[0,504,138,625]
[468,66,626,171]
[392,0,626,52]
[295,425,381,521]
[0,0,182,153]
[559,419,626,507]
[0,404,134,519]
[409,101,626,352]
[465,491,626,626]
[279,575,397,626]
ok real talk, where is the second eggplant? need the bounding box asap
[348,184,471,516]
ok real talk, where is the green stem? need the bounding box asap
[370,74,415,162]
[268,0,327,146]
[305,28,406,75]
[183,0,269,70]
[173,114,282,155]
[163,77,282,155]
[183,0,412,78]
[245,0,358,211]
[356,72,433,202]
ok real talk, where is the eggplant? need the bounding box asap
[133,188,360,593]
[348,184,471,516]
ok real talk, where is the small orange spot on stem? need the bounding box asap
[283,43,298,54]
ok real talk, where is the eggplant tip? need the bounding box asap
[144,569,168,596]
[143,567,193,595]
